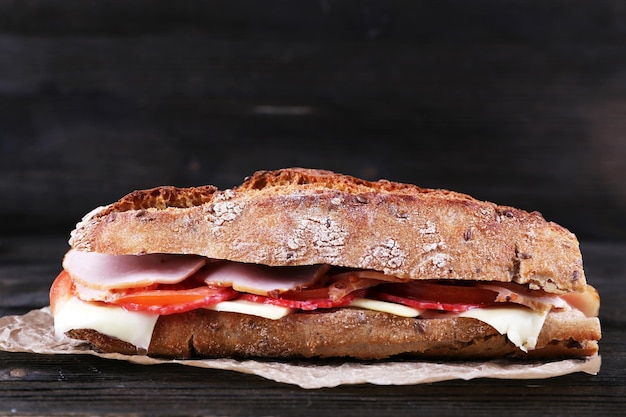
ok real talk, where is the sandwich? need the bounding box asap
[49,168,601,361]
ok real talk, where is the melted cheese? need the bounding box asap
[350,297,422,317]
[459,306,548,352]
[54,297,159,350]
[207,300,293,319]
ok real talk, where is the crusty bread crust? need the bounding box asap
[67,308,600,360]
[70,168,586,293]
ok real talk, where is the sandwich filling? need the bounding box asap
[51,249,600,353]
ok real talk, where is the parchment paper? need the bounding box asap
[0,307,601,389]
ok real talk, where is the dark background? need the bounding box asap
[1,4,625,415]
[1,0,625,241]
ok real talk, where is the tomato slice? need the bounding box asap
[239,289,365,311]
[110,285,239,315]
[50,270,74,314]
[372,282,497,312]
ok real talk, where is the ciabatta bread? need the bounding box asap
[70,168,585,294]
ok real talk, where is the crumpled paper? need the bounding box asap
[0,307,601,389]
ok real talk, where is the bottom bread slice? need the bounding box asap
[67,308,600,360]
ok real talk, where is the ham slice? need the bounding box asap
[63,249,207,290]
[476,282,569,312]
[200,262,328,296]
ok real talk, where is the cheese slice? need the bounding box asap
[54,297,159,350]
[350,297,422,317]
[207,300,293,320]
[459,306,548,352]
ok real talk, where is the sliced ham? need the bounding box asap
[561,285,600,317]
[476,282,569,312]
[200,261,328,296]
[63,249,207,290]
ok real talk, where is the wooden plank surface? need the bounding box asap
[0,236,624,416]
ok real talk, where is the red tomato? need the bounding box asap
[50,270,73,314]
[109,285,239,315]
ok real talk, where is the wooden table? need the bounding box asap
[1,236,624,416]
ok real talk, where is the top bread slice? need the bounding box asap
[69,168,586,294]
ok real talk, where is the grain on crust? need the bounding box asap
[67,308,601,360]
[69,168,586,293]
